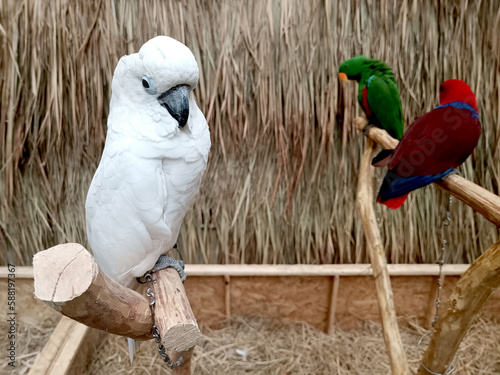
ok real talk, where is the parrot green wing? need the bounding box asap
[365,75,404,140]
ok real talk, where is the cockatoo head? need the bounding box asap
[109,36,203,138]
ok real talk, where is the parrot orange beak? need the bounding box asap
[338,72,348,82]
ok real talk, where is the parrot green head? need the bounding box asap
[339,56,393,82]
[338,56,367,82]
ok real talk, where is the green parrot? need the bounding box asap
[339,56,403,140]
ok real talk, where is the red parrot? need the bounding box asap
[376,79,481,209]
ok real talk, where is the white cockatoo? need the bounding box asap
[85,36,210,360]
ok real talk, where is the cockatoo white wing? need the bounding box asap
[86,149,167,287]
[86,115,209,288]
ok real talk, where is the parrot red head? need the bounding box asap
[439,79,478,112]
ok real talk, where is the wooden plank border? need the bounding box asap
[27,316,106,375]
[0,264,471,278]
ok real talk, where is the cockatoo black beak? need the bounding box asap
[158,85,189,128]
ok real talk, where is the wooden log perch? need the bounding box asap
[353,117,500,227]
[33,243,201,352]
[149,267,201,351]
[417,240,500,374]
[353,116,500,374]
[357,137,410,375]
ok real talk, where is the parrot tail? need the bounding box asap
[128,337,136,363]
[377,193,410,209]
[377,168,455,209]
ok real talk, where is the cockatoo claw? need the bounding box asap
[152,255,186,283]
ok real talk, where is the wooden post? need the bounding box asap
[33,243,201,353]
[357,137,410,375]
[149,267,201,352]
[224,275,231,317]
[417,240,500,375]
[327,275,340,334]
[171,347,194,375]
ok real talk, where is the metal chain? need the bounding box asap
[375,171,384,231]
[433,195,452,326]
[417,333,457,375]
[144,273,183,369]
[418,195,456,375]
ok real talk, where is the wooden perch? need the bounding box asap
[357,137,410,375]
[33,243,201,352]
[149,267,201,351]
[417,240,500,374]
[353,116,500,374]
[353,117,500,227]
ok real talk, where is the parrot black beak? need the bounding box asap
[158,85,189,128]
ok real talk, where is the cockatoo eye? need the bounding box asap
[141,76,157,95]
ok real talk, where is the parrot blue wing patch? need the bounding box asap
[378,168,455,202]
[434,101,479,119]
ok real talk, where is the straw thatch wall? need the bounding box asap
[1,0,499,266]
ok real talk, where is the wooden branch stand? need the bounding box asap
[353,117,500,375]
[357,137,410,375]
[417,240,500,374]
[33,243,201,374]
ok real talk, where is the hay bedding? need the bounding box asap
[0,314,60,375]
[86,316,500,375]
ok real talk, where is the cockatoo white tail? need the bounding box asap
[85,36,211,361]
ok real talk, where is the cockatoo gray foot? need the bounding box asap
[152,255,186,283]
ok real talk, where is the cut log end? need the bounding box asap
[163,323,202,352]
[33,243,96,303]
[33,244,201,351]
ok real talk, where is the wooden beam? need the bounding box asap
[28,316,106,375]
[0,266,34,278]
[353,116,500,228]
[188,264,470,276]
[0,264,472,278]
[28,316,80,375]
[417,240,500,375]
[357,137,410,374]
